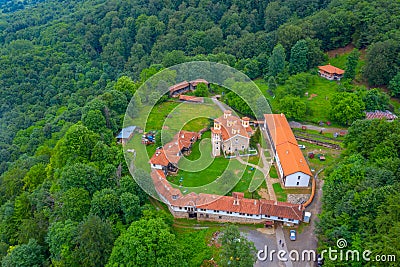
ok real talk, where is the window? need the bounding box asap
[288,219,293,221]
[219,216,222,219]
[179,207,182,210]
[242,145,244,149]
[184,207,187,210]
[278,217,283,220]
[296,182,299,186]
[298,176,301,180]
[206,214,209,218]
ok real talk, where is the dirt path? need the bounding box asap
[289,121,347,134]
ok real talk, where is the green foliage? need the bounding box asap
[90,188,120,220]
[46,220,79,266]
[343,49,360,80]
[51,123,99,170]
[289,39,309,74]
[267,76,277,93]
[58,187,91,222]
[362,88,389,111]
[22,164,46,192]
[119,192,141,224]
[329,92,365,125]
[318,120,400,265]
[389,72,400,97]
[194,83,209,97]
[2,239,45,267]
[249,127,261,149]
[278,96,307,120]
[75,215,115,267]
[106,217,183,267]
[363,40,400,86]
[218,225,256,267]
[59,163,102,195]
[268,44,286,77]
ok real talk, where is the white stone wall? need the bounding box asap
[284,172,310,187]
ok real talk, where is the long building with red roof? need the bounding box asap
[150,170,304,224]
[264,114,312,187]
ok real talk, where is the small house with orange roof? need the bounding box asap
[264,114,312,187]
[149,130,198,175]
[211,110,253,157]
[318,64,345,80]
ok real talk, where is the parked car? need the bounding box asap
[298,144,306,149]
[289,230,296,241]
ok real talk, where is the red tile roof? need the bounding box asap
[264,114,312,177]
[215,111,250,140]
[169,81,190,93]
[189,79,209,86]
[318,64,345,75]
[149,131,198,166]
[150,170,304,221]
[260,199,304,221]
[365,110,398,120]
[179,95,204,103]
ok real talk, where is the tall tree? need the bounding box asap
[218,225,256,267]
[106,217,183,266]
[75,215,115,267]
[363,40,400,86]
[388,72,400,97]
[278,96,307,120]
[2,239,45,267]
[330,92,365,125]
[289,39,309,74]
[268,44,286,77]
[343,49,360,80]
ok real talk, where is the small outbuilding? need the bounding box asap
[116,126,136,145]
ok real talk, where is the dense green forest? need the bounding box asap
[318,120,400,266]
[0,0,399,265]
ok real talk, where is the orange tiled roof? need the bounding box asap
[149,149,170,166]
[260,199,304,221]
[150,131,198,166]
[264,114,312,176]
[215,112,250,141]
[189,79,209,86]
[150,171,304,221]
[318,64,344,75]
[169,81,190,92]
[179,95,204,102]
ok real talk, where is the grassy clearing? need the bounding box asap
[125,134,151,172]
[229,165,265,198]
[160,102,222,134]
[254,76,341,125]
[298,140,341,176]
[269,165,278,179]
[273,182,287,202]
[171,156,229,187]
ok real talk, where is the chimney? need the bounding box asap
[224,110,232,119]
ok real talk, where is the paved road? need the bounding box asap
[241,227,284,267]
[283,170,324,267]
[211,97,228,112]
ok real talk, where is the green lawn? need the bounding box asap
[254,76,340,124]
[229,165,265,198]
[269,165,278,179]
[155,101,222,138]
[273,182,287,202]
[171,156,229,187]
